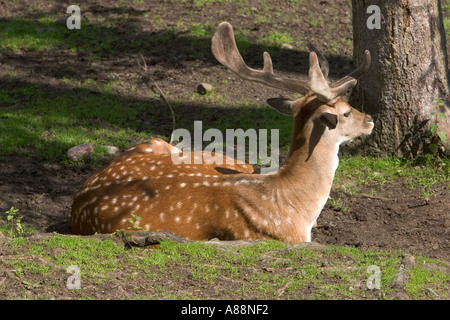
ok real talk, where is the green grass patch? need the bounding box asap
[406,257,450,299]
[179,0,231,8]
[257,31,293,48]
[335,155,449,195]
[0,84,157,162]
[1,233,448,299]
[0,17,118,56]
[0,82,292,164]
[44,235,126,277]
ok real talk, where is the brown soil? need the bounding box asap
[0,0,449,300]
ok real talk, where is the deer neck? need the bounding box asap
[285,119,340,178]
[271,119,340,237]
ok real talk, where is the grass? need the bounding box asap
[1,8,446,166]
[179,0,230,8]
[406,257,450,299]
[0,81,292,163]
[334,155,449,197]
[1,234,448,299]
[257,30,293,48]
[0,13,299,164]
[0,17,118,57]
[0,84,155,162]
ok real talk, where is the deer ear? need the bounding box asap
[317,112,338,129]
[267,98,302,116]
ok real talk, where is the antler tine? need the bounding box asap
[212,22,310,95]
[310,49,371,103]
[307,43,329,79]
[308,51,334,102]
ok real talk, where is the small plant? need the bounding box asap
[127,213,144,231]
[308,18,320,27]
[327,197,348,212]
[257,31,293,49]
[427,97,448,155]
[5,206,25,236]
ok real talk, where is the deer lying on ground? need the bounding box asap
[71,22,373,242]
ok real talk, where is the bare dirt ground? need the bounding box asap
[0,0,449,300]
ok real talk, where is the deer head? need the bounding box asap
[71,22,373,243]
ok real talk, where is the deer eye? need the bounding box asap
[343,110,352,117]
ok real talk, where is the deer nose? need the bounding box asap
[366,115,373,123]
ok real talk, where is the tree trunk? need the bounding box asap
[351,0,450,158]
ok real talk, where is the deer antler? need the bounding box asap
[211,22,310,95]
[212,22,371,104]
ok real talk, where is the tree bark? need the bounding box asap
[351,0,450,157]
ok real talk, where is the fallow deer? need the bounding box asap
[71,22,373,242]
